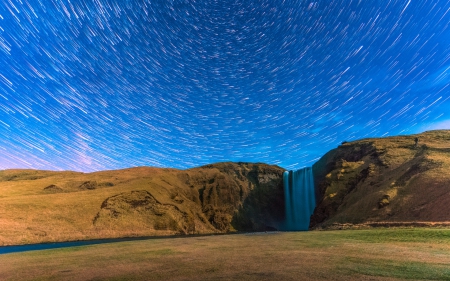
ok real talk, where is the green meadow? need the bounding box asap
[1,228,449,280]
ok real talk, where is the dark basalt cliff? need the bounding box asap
[311,130,450,228]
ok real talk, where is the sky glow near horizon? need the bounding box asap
[0,0,450,172]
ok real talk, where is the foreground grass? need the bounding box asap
[0,228,449,280]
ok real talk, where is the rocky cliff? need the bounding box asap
[311,130,450,228]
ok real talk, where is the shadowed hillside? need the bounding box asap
[0,162,284,246]
[311,130,450,228]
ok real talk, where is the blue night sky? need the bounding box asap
[1,0,450,172]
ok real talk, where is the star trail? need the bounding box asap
[1,0,450,172]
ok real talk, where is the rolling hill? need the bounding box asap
[1,130,449,246]
[0,162,284,246]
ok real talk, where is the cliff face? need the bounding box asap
[187,162,285,232]
[311,130,450,228]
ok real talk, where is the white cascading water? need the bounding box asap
[283,167,316,231]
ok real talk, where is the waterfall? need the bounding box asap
[283,167,316,231]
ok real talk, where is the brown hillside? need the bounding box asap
[311,130,450,228]
[0,162,284,246]
[2,130,450,245]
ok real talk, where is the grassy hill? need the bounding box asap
[2,130,450,246]
[311,130,450,228]
[0,163,284,246]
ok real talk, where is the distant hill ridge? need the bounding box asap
[1,130,449,245]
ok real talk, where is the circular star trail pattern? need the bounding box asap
[1,0,450,172]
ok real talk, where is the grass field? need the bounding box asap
[1,228,449,280]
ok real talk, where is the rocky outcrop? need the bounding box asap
[43,184,64,193]
[93,190,197,234]
[79,181,97,190]
[311,130,450,228]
